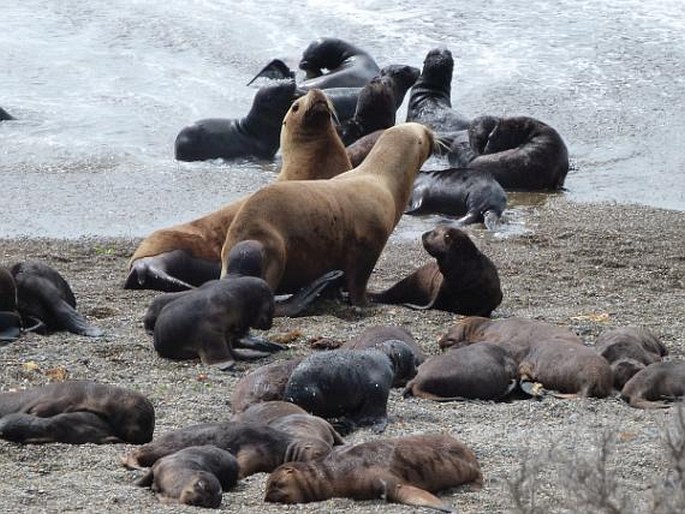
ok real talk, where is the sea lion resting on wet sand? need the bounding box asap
[126,88,352,293]
[219,122,435,303]
[122,421,332,478]
[594,326,667,389]
[265,433,483,512]
[620,360,685,409]
[0,380,155,444]
[370,225,502,316]
[136,445,239,508]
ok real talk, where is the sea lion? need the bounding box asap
[152,276,275,371]
[448,115,570,191]
[342,325,426,365]
[594,326,667,389]
[0,266,21,342]
[122,421,332,478]
[405,168,507,229]
[404,342,518,401]
[406,47,470,138]
[174,79,297,162]
[219,122,435,304]
[0,107,14,121]
[265,433,483,512]
[345,128,384,166]
[620,360,685,409]
[283,347,399,433]
[230,358,303,413]
[136,445,239,508]
[0,380,155,444]
[370,225,502,316]
[231,401,308,424]
[127,88,352,292]
[10,261,103,337]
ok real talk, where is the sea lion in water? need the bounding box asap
[404,342,518,401]
[219,122,435,304]
[620,360,685,409]
[345,129,384,166]
[594,326,667,389]
[265,433,483,512]
[448,115,569,191]
[10,261,103,337]
[370,225,502,316]
[127,88,352,292]
[123,421,332,478]
[405,168,507,229]
[136,445,239,508]
[0,266,22,342]
[152,275,275,371]
[230,358,303,413]
[174,79,297,162]
[0,380,154,444]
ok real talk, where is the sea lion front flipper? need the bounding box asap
[125,260,195,292]
[385,481,455,513]
[482,209,501,230]
[246,59,295,86]
[135,469,155,487]
[53,300,104,337]
[235,334,287,353]
[274,270,345,318]
[0,311,22,343]
[231,348,272,360]
[519,379,548,398]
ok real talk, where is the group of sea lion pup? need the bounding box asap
[1,37,684,511]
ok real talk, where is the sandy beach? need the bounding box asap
[1,196,684,513]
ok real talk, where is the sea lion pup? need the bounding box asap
[0,107,14,121]
[406,47,470,141]
[126,88,352,293]
[230,358,303,413]
[0,380,155,444]
[284,342,411,433]
[595,326,668,389]
[345,128,384,166]
[136,446,239,508]
[620,360,685,409]
[370,225,502,316]
[122,421,332,478]
[0,266,22,342]
[265,433,483,512]
[9,261,103,337]
[404,342,518,401]
[231,401,308,424]
[448,115,570,191]
[338,76,396,146]
[220,122,435,304]
[342,324,427,365]
[152,275,275,371]
[405,168,508,229]
[0,411,121,444]
[174,79,297,162]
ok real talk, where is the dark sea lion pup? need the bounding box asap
[265,433,483,512]
[174,79,297,161]
[10,261,103,337]
[136,445,239,508]
[370,225,502,316]
[0,266,22,342]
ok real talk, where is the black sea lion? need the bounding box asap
[370,225,502,316]
[448,115,569,190]
[406,47,470,137]
[404,342,518,401]
[265,433,483,512]
[136,445,239,508]
[0,380,154,444]
[127,88,352,292]
[406,168,507,229]
[620,360,685,409]
[0,107,14,121]
[123,422,332,478]
[152,276,275,370]
[595,326,667,389]
[219,122,435,304]
[230,359,303,413]
[174,79,297,162]
[284,347,399,433]
[0,266,22,342]
[10,261,103,337]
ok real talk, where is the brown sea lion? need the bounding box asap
[345,128,383,166]
[230,358,303,413]
[126,88,352,292]
[231,401,308,425]
[342,324,426,364]
[620,360,685,409]
[370,225,502,316]
[338,75,396,146]
[152,276,275,371]
[404,342,518,401]
[265,433,482,512]
[219,122,435,304]
[136,445,239,508]
[0,381,154,444]
[0,266,22,342]
[122,421,331,478]
[595,326,667,389]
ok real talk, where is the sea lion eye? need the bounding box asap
[444,232,451,241]
[292,103,300,112]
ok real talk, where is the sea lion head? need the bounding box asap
[438,317,491,350]
[251,79,298,122]
[177,472,223,508]
[612,358,646,389]
[377,339,419,386]
[379,64,421,97]
[299,38,355,77]
[420,47,454,88]
[264,463,316,503]
[281,89,337,142]
[283,438,331,463]
[422,225,477,263]
[109,393,156,444]
[224,240,265,278]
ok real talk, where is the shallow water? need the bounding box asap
[1,0,683,238]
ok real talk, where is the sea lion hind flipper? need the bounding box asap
[235,334,287,353]
[483,210,501,230]
[231,348,272,360]
[135,469,154,487]
[53,300,104,337]
[385,481,455,513]
[124,260,194,292]
[246,59,295,86]
[274,270,345,317]
[0,311,22,343]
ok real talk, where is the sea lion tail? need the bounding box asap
[274,270,345,318]
[247,59,295,86]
